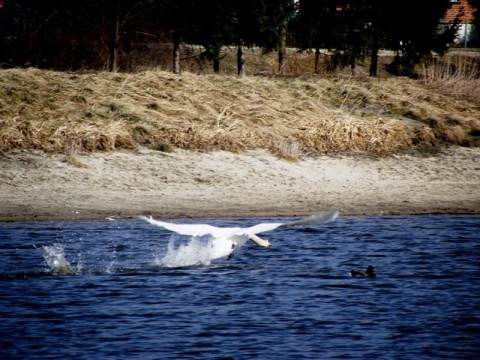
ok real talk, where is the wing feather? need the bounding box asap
[242,222,284,235]
[281,210,339,228]
[241,210,339,235]
[140,210,339,238]
[139,216,233,237]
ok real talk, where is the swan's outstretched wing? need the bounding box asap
[140,210,339,238]
[139,216,235,238]
[241,210,339,236]
[281,210,339,228]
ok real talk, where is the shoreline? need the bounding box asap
[1,147,479,222]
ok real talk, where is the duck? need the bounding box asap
[350,265,376,277]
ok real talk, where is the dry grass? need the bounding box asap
[420,51,480,101]
[1,61,479,159]
[63,140,87,168]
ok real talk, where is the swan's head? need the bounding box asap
[257,239,271,247]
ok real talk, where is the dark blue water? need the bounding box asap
[1,215,479,359]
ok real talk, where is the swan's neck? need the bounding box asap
[249,234,271,247]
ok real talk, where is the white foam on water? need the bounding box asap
[154,236,216,268]
[42,243,76,275]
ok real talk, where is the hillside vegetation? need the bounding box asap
[1,62,480,160]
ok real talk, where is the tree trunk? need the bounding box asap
[350,55,355,75]
[211,47,221,73]
[21,4,32,67]
[109,0,120,72]
[278,20,287,75]
[213,57,220,73]
[314,47,320,74]
[369,44,379,77]
[237,44,245,77]
[172,31,180,74]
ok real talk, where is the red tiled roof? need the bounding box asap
[444,0,476,23]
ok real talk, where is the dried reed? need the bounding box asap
[0,64,479,158]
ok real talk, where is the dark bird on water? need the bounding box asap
[350,265,376,277]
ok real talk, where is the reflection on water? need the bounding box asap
[0,215,479,359]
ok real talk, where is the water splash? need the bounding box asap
[42,243,76,275]
[154,236,215,268]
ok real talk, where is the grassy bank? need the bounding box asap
[1,65,479,159]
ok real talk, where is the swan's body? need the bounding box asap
[140,210,339,260]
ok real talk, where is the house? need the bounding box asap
[443,0,478,46]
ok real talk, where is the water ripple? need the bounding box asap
[0,215,479,359]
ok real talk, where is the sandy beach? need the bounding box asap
[0,147,479,222]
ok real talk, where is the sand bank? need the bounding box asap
[1,147,479,222]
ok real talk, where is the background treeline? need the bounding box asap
[0,0,477,76]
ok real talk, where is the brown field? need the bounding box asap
[1,50,479,221]
[1,48,480,160]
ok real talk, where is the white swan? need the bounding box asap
[139,210,339,260]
